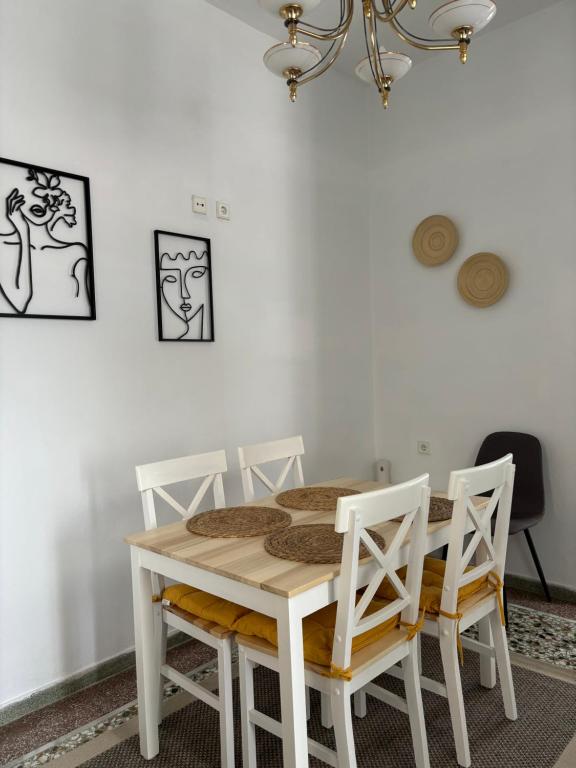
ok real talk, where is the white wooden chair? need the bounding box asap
[238,435,305,503]
[237,475,432,768]
[135,450,235,768]
[381,454,517,768]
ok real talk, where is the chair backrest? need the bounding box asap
[332,475,431,673]
[135,450,227,531]
[475,432,543,520]
[237,435,305,502]
[442,454,515,616]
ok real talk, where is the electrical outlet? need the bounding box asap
[216,201,230,221]
[417,441,431,455]
[192,195,207,215]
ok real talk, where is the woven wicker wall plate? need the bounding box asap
[275,486,361,512]
[412,215,459,267]
[264,524,386,564]
[186,506,291,538]
[458,252,509,308]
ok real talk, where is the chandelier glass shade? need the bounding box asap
[259,0,497,108]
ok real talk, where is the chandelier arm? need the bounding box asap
[297,0,354,41]
[388,14,459,50]
[297,0,348,33]
[365,5,387,90]
[371,0,413,24]
[362,10,380,88]
[362,9,380,86]
[298,37,339,78]
[296,27,350,86]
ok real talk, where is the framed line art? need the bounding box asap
[0,156,95,320]
[154,230,215,342]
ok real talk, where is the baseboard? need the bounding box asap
[505,573,576,604]
[0,631,190,728]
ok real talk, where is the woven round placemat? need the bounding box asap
[393,496,453,524]
[428,497,454,522]
[264,524,386,564]
[186,506,291,538]
[275,486,361,512]
[458,252,509,308]
[412,215,459,267]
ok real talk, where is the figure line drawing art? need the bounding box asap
[0,157,95,320]
[154,230,214,342]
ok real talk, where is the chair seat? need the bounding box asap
[376,557,494,616]
[164,604,235,638]
[236,626,410,680]
[508,514,543,535]
[233,598,401,675]
[423,584,498,623]
[162,583,251,633]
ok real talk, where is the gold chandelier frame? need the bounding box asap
[268,0,482,108]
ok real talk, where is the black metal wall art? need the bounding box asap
[154,230,214,342]
[0,157,95,320]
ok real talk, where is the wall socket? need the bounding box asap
[192,195,207,215]
[216,201,230,221]
[417,441,432,455]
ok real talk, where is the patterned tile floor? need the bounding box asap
[2,593,575,768]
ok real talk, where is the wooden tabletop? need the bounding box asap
[127,478,479,598]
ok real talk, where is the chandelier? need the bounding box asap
[259,0,497,108]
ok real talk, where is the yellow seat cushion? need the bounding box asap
[232,597,400,671]
[162,583,252,628]
[375,556,490,615]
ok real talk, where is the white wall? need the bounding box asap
[0,0,375,706]
[368,1,576,589]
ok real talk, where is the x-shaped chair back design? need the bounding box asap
[135,450,227,593]
[332,475,431,673]
[238,435,304,502]
[442,454,515,617]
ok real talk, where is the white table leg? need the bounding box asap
[277,602,310,768]
[131,547,160,759]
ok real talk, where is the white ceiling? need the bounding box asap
[205,0,561,76]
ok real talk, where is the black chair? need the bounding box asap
[475,432,551,603]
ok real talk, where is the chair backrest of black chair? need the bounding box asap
[475,432,544,520]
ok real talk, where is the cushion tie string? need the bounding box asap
[152,594,162,603]
[487,572,506,626]
[438,609,465,665]
[400,606,427,641]
[329,664,352,681]
[438,570,506,666]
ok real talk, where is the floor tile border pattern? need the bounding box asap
[4,661,220,768]
[5,604,576,768]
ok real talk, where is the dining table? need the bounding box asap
[125,476,492,768]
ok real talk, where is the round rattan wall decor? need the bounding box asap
[412,215,459,267]
[264,524,386,564]
[457,252,509,308]
[186,506,291,538]
[275,486,361,512]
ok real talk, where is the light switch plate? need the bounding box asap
[192,195,207,215]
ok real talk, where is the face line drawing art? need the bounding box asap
[160,251,209,340]
[154,232,214,343]
[0,158,95,320]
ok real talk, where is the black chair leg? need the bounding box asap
[441,545,448,561]
[524,529,552,602]
[503,583,508,627]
